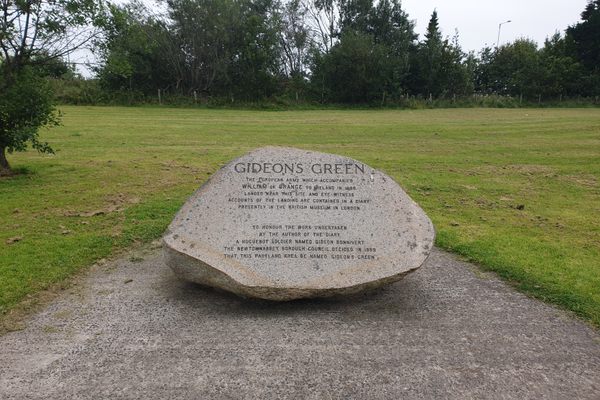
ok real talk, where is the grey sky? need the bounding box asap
[402,0,589,52]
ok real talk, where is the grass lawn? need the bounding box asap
[1,106,599,327]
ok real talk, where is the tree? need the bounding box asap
[567,0,600,71]
[165,0,281,99]
[167,0,234,95]
[0,68,59,174]
[0,0,105,175]
[476,39,543,99]
[565,0,600,95]
[472,46,494,94]
[96,2,178,97]
[409,11,471,98]
[279,0,313,99]
[315,31,389,102]
[368,0,416,98]
[441,32,473,96]
[226,0,281,99]
[540,33,584,98]
[414,10,443,96]
[310,0,416,103]
[309,0,341,53]
[339,0,372,35]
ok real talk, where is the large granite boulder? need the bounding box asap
[163,147,435,300]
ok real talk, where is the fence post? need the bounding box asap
[158,89,162,105]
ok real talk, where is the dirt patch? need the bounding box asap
[560,174,598,189]
[160,161,201,173]
[475,164,557,177]
[5,236,23,245]
[63,193,141,217]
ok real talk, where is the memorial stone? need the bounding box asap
[163,147,435,300]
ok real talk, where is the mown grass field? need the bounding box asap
[1,106,599,327]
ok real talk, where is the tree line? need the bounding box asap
[93,0,600,104]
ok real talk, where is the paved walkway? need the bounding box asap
[1,247,599,399]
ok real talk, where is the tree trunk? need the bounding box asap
[0,146,11,176]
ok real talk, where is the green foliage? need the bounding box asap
[314,32,390,103]
[409,12,472,97]
[225,0,282,98]
[31,54,78,79]
[90,0,599,104]
[167,0,233,94]
[311,0,417,103]
[278,0,312,100]
[474,32,595,100]
[368,0,416,95]
[479,39,543,97]
[49,78,105,105]
[567,0,600,71]
[565,0,600,95]
[97,0,282,100]
[339,0,373,34]
[540,34,586,97]
[0,68,59,170]
[96,2,176,95]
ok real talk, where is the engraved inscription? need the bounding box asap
[223,224,378,261]
[223,161,378,262]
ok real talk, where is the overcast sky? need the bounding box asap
[402,0,589,52]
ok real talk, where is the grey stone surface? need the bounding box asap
[1,246,599,400]
[163,146,435,300]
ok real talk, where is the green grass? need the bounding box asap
[1,106,599,327]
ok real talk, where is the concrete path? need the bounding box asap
[1,246,599,399]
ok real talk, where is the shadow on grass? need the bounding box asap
[0,166,34,179]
